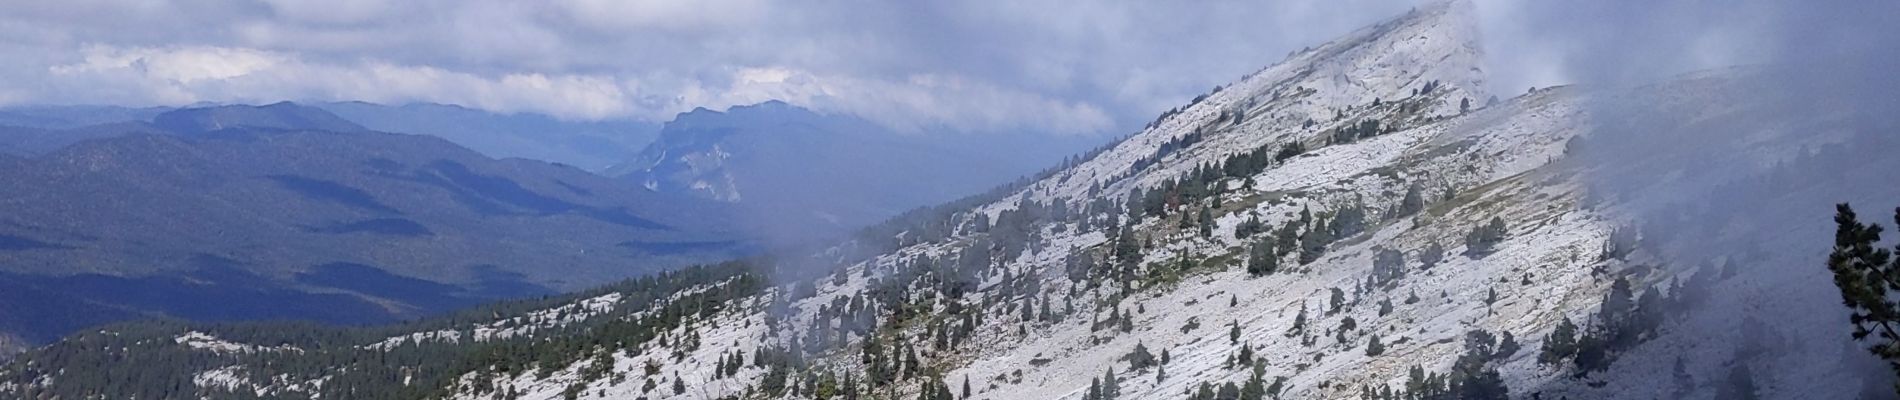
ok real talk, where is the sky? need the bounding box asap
[0,0,1884,136]
[0,0,1424,135]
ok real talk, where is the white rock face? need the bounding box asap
[175,331,302,354]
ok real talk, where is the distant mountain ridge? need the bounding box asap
[154,102,368,133]
[0,102,658,171]
[0,103,746,345]
[610,100,1106,236]
[0,105,170,130]
[315,101,657,171]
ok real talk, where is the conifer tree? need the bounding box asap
[1419,242,1445,269]
[1823,204,1900,390]
[1218,382,1241,400]
[1287,306,1308,338]
[1716,364,1760,400]
[1199,207,1216,238]
[1397,183,1426,217]
[1539,317,1578,365]
[1247,240,1278,277]
[1671,356,1694,398]
[1464,217,1509,256]
[1300,216,1334,264]
[1329,288,1346,314]
[1372,247,1406,288]
[1242,366,1268,400]
[1126,342,1157,370]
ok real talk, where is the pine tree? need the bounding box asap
[1286,306,1308,338]
[1247,240,1279,277]
[1299,216,1334,264]
[1241,366,1267,400]
[1115,225,1143,265]
[1126,342,1157,370]
[1371,247,1406,288]
[1671,356,1694,398]
[1716,364,1760,400]
[1367,334,1385,356]
[1574,331,1610,373]
[1218,382,1241,400]
[1539,317,1578,365]
[1823,203,1900,389]
[1237,215,1265,238]
[1494,331,1520,361]
[1199,207,1216,238]
[1397,183,1426,217]
[1329,288,1346,314]
[1419,242,1445,269]
[1464,217,1509,256]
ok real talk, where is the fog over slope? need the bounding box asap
[1509,1,1900,397]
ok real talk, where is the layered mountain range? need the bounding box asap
[0,103,746,346]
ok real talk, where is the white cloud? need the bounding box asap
[698,68,1115,135]
[261,0,399,25]
[39,45,634,119]
[0,0,1450,135]
[551,0,772,34]
[30,44,1112,132]
[52,45,289,84]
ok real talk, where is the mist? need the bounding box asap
[1476,0,1900,397]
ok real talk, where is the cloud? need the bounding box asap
[39,0,1872,135]
[53,45,289,84]
[11,0,1874,135]
[1467,0,1900,92]
[551,0,773,35]
[685,68,1115,135]
[0,0,1447,135]
[36,45,630,119]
